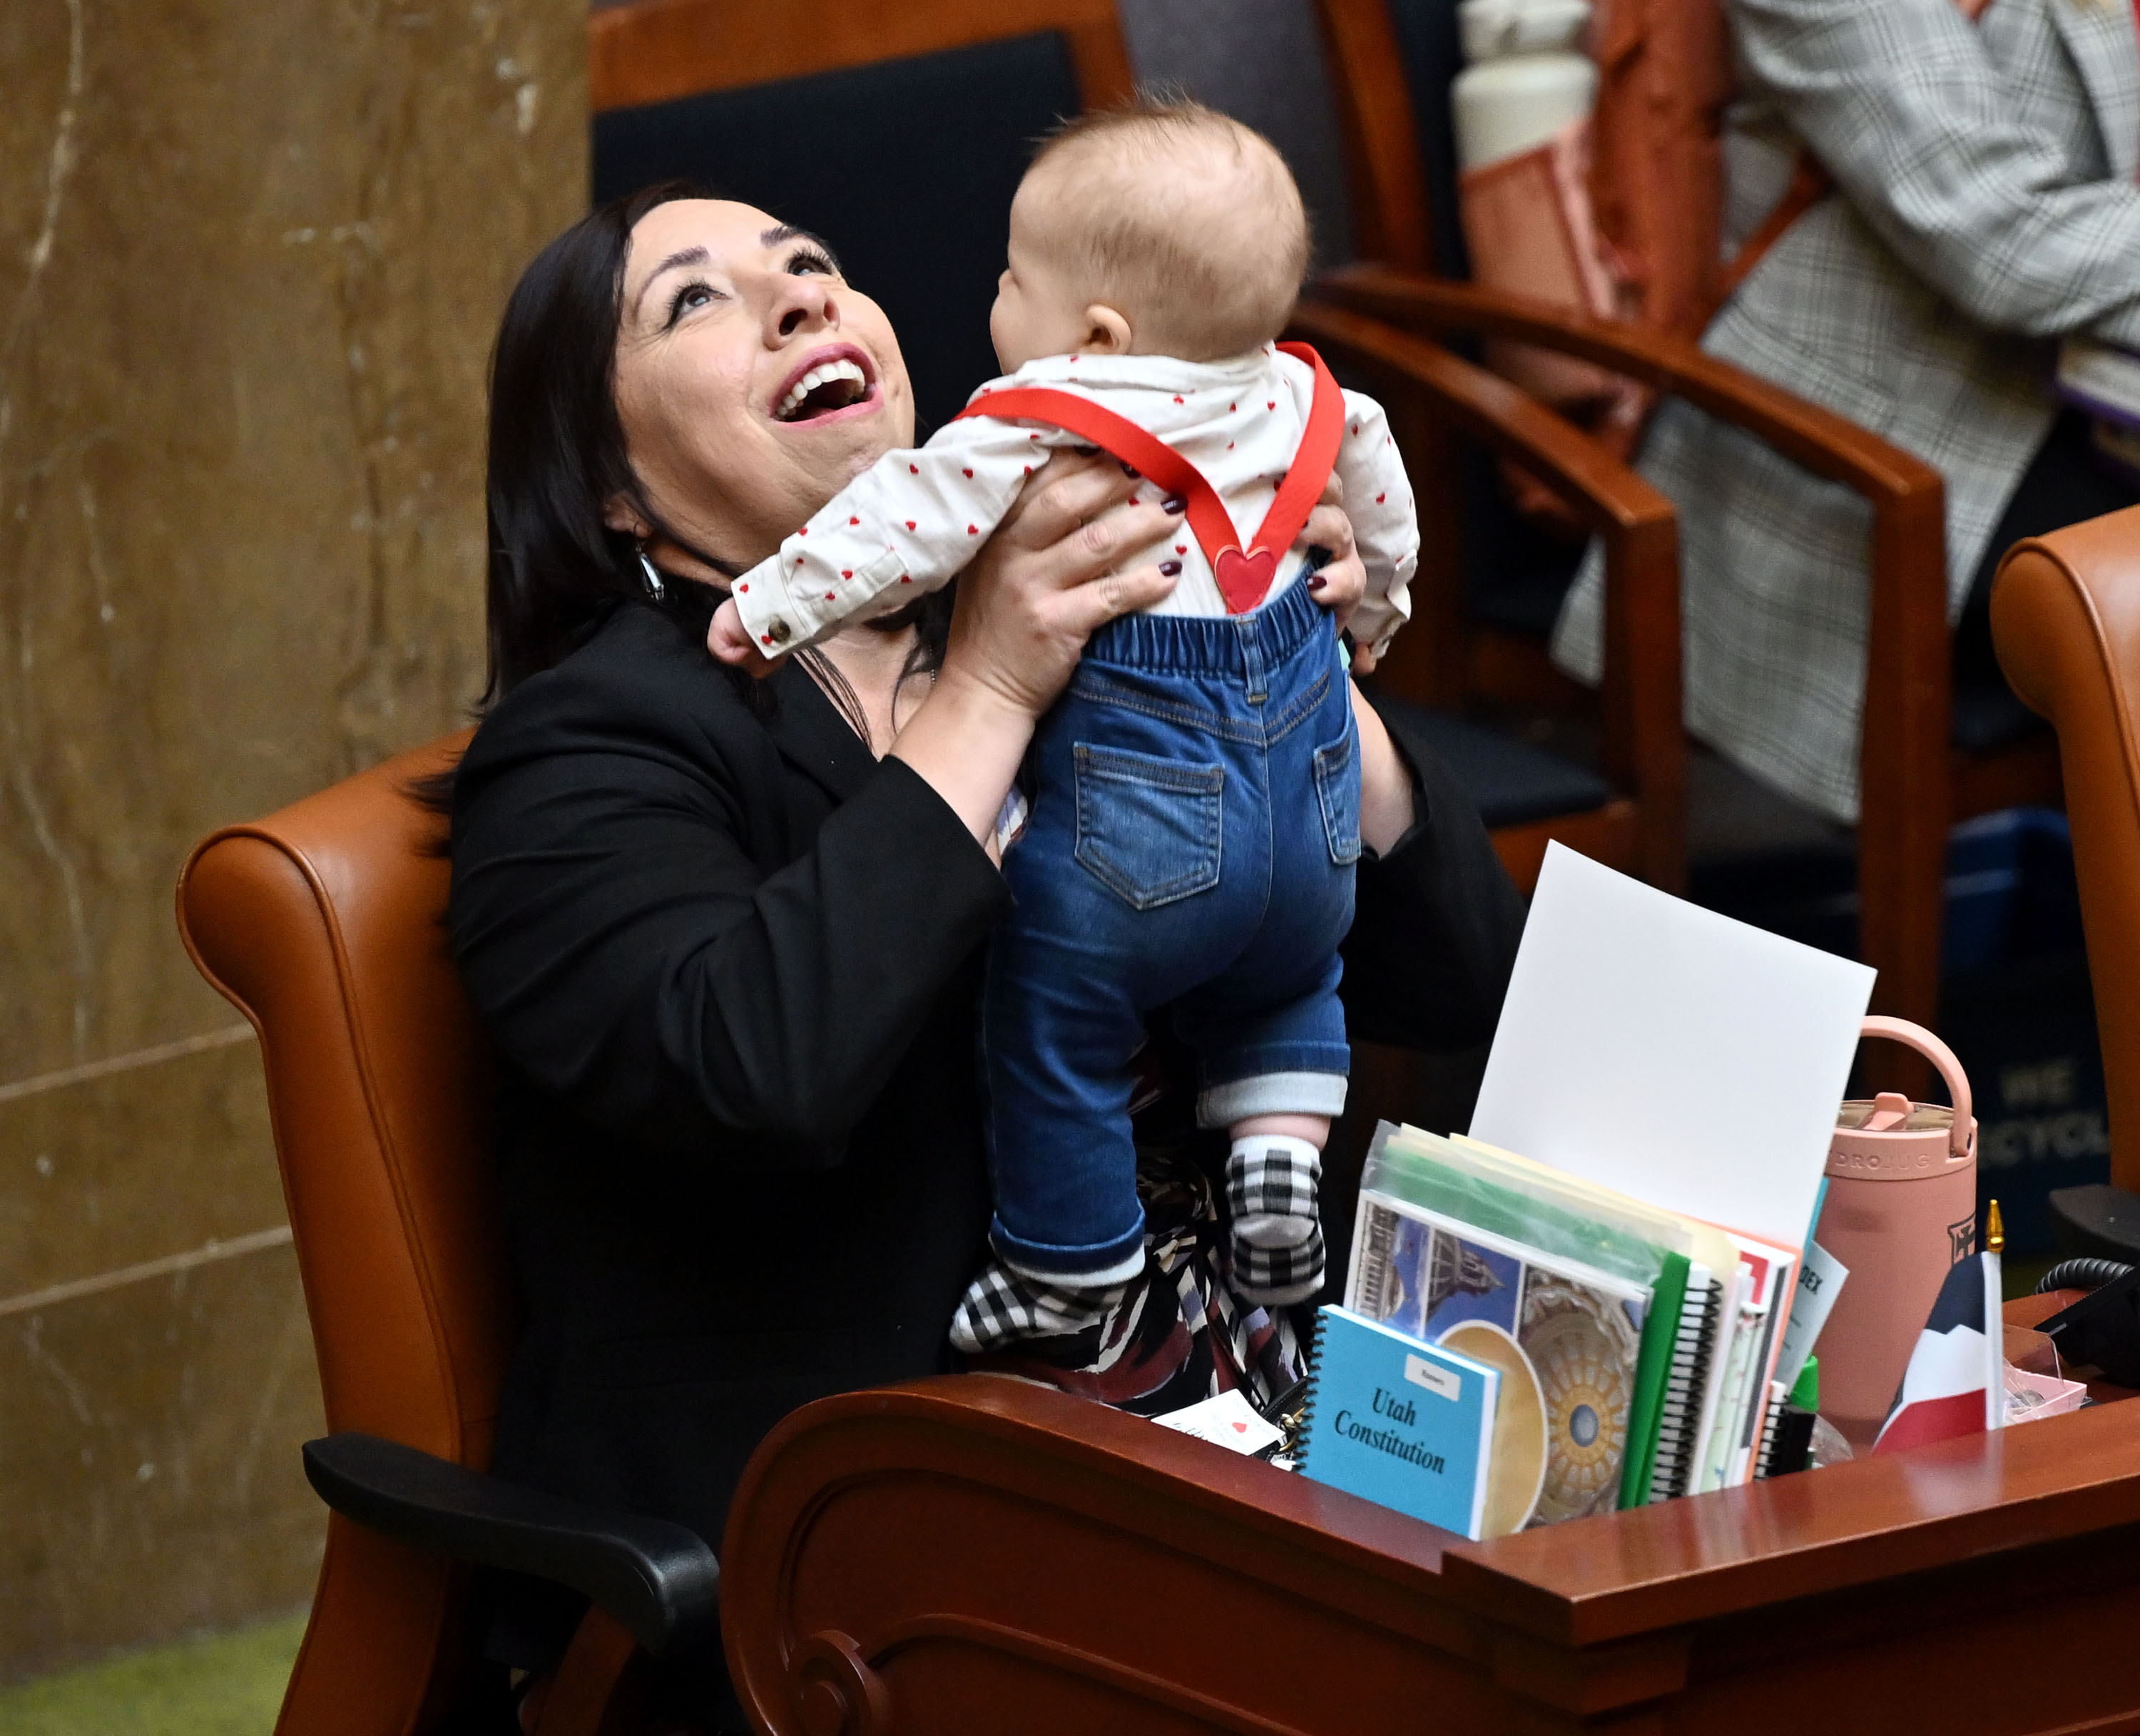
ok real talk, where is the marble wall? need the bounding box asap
[0,0,584,1680]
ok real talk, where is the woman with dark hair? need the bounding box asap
[449,183,1524,1727]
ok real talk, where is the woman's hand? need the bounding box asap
[942,451,1185,718]
[890,451,1183,847]
[1298,498,1370,663]
[1295,478,1378,673]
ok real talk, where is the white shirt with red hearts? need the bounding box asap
[728,344,1417,660]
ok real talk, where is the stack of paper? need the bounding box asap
[1328,847,1875,1532]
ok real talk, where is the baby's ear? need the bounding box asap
[1082,303,1133,354]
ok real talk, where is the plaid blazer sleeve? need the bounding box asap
[1731,0,2140,345]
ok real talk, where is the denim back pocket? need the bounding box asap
[1313,726,1362,867]
[1073,742,1224,910]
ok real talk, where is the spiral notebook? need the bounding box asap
[1298,1306,1501,1539]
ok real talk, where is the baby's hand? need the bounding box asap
[708,596,781,675]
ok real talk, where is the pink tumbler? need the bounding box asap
[1810,1016,1980,1447]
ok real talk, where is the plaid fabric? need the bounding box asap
[948,1262,1128,1355]
[1228,1222,1327,1306]
[1556,0,2140,821]
[954,1141,1308,1416]
[1226,1140,1327,1305]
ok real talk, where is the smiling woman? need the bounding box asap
[441,183,1525,1729]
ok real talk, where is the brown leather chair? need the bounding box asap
[178,735,718,1736]
[1990,505,2140,1195]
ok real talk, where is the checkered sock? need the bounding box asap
[1227,1135,1325,1306]
[949,1256,1137,1356]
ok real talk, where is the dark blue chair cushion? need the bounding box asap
[593,33,1081,435]
[1377,695,1616,828]
[1950,676,2049,756]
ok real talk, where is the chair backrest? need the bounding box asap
[588,0,1136,434]
[1991,506,2140,1193]
[1313,0,1465,277]
[177,730,507,1736]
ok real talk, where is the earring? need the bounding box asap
[636,542,666,600]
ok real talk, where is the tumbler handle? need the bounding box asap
[1859,1016,1976,1159]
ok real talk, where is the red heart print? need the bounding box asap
[738,583,749,593]
[1375,493,1385,504]
[849,516,860,525]
[909,464,919,473]
[825,592,835,600]
[962,468,974,479]
[1175,543,1187,555]
[900,574,912,583]
[967,524,979,535]
[1227,441,1234,450]
[906,521,917,530]
[798,526,807,535]
[1069,354,1079,362]
[840,569,852,578]
[1229,402,1236,412]
[1173,394,1184,404]
[1029,432,1040,440]
[1230,1421,1248,1434]
[1213,546,1277,613]
[1266,401,1276,410]
[760,633,772,645]
[794,556,804,566]
[1352,423,1360,435]
[1022,465,1031,474]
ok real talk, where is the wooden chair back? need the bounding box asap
[1992,506,2140,1191]
[588,0,1134,114]
[177,733,507,1736]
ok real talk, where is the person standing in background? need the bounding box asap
[1556,0,2140,822]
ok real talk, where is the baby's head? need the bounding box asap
[990,100,1311,371]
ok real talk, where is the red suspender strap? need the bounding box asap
[952,342,1345,615]
[957,387,1241,591]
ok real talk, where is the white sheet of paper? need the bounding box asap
[1148,1388,1284,1455]
[1469,844,1875,1251]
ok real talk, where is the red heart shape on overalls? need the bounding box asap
[1213,546,1276,613]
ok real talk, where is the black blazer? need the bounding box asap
[449,597,1526,1556]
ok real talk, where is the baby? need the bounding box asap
[714,101,1419,1375]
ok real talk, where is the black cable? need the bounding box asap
[2038,1257,2137,1295]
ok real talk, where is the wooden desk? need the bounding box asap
[723,1359,2140,1736]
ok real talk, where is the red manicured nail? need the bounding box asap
[1160,559,1183,577]
[1308,575,1328,592]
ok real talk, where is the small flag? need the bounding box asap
[1872,1250,2004,1454]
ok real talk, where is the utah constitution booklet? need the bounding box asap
[1296,1304,1499,1539]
